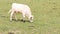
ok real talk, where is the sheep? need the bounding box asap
[8,3,34,22]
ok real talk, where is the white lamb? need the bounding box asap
[8,3,34,22]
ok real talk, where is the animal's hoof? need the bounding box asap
[22,20,25,23]
[23,20,25,22]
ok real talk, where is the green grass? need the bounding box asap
[0,0,60,34]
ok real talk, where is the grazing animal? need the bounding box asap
[8,3,34,22]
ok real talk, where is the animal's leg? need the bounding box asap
[22,13,25,22]
[8,9,12,14]
[14,13,17,21]
[10,11,14,21]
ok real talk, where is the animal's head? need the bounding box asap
[29,15,34,22]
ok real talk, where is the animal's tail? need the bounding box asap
[8,9,12,14]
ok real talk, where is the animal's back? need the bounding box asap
[12,3,30,11]
[12,3,31,15]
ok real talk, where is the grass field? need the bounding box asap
[0,0,60,34]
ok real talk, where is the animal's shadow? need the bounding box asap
[12,19,30,23]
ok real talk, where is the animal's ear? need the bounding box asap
[30,15,34,20]
[32,15,34,19]
[30,17,32,20]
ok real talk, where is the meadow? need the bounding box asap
[0,0,60,34]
